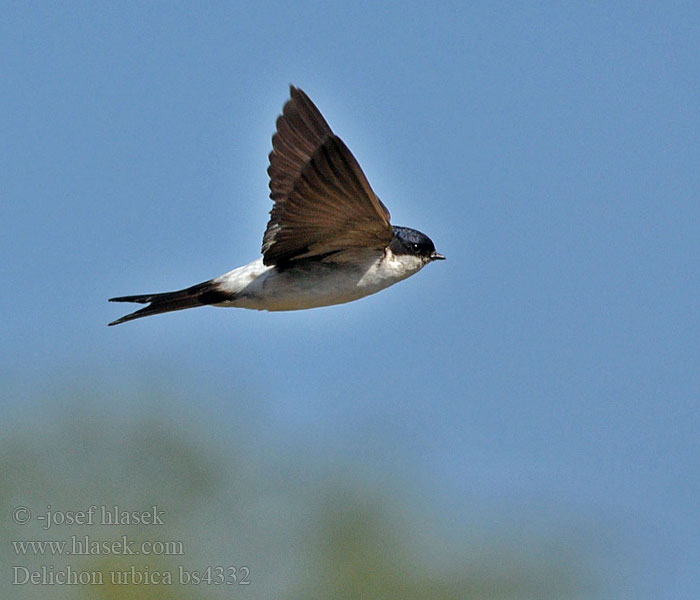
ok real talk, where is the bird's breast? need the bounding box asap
[215,250,425,311]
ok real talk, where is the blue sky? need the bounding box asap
[2,2,698,598]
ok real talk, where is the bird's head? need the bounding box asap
[389,226,445,263]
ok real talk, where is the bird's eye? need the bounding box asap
[412,243,421,253]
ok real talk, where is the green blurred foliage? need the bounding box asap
[1,385,597,599]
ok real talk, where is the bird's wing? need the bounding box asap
[262,86,393,266]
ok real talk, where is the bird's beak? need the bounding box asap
[430,251,446,261]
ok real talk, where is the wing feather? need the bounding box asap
[262,86,392,265]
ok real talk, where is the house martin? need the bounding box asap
[109,86,444,325]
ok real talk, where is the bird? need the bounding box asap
[108,86,444,326]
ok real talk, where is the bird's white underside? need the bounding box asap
[213,249,427,311]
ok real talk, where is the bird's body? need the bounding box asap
[215,246,425,312]
[109,87,443,326]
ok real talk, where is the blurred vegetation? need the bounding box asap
[1,384,597,599]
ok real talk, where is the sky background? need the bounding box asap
[2,2,699,598]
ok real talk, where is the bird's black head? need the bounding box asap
[389,226,445,262]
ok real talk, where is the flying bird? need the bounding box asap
[109,86,444,326]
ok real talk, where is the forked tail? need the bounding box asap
[108,280,230,326]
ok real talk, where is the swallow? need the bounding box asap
[109,86,444,326]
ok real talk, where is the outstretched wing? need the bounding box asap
[262,86,393,266]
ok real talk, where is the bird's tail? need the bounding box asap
[108,279,230,326]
